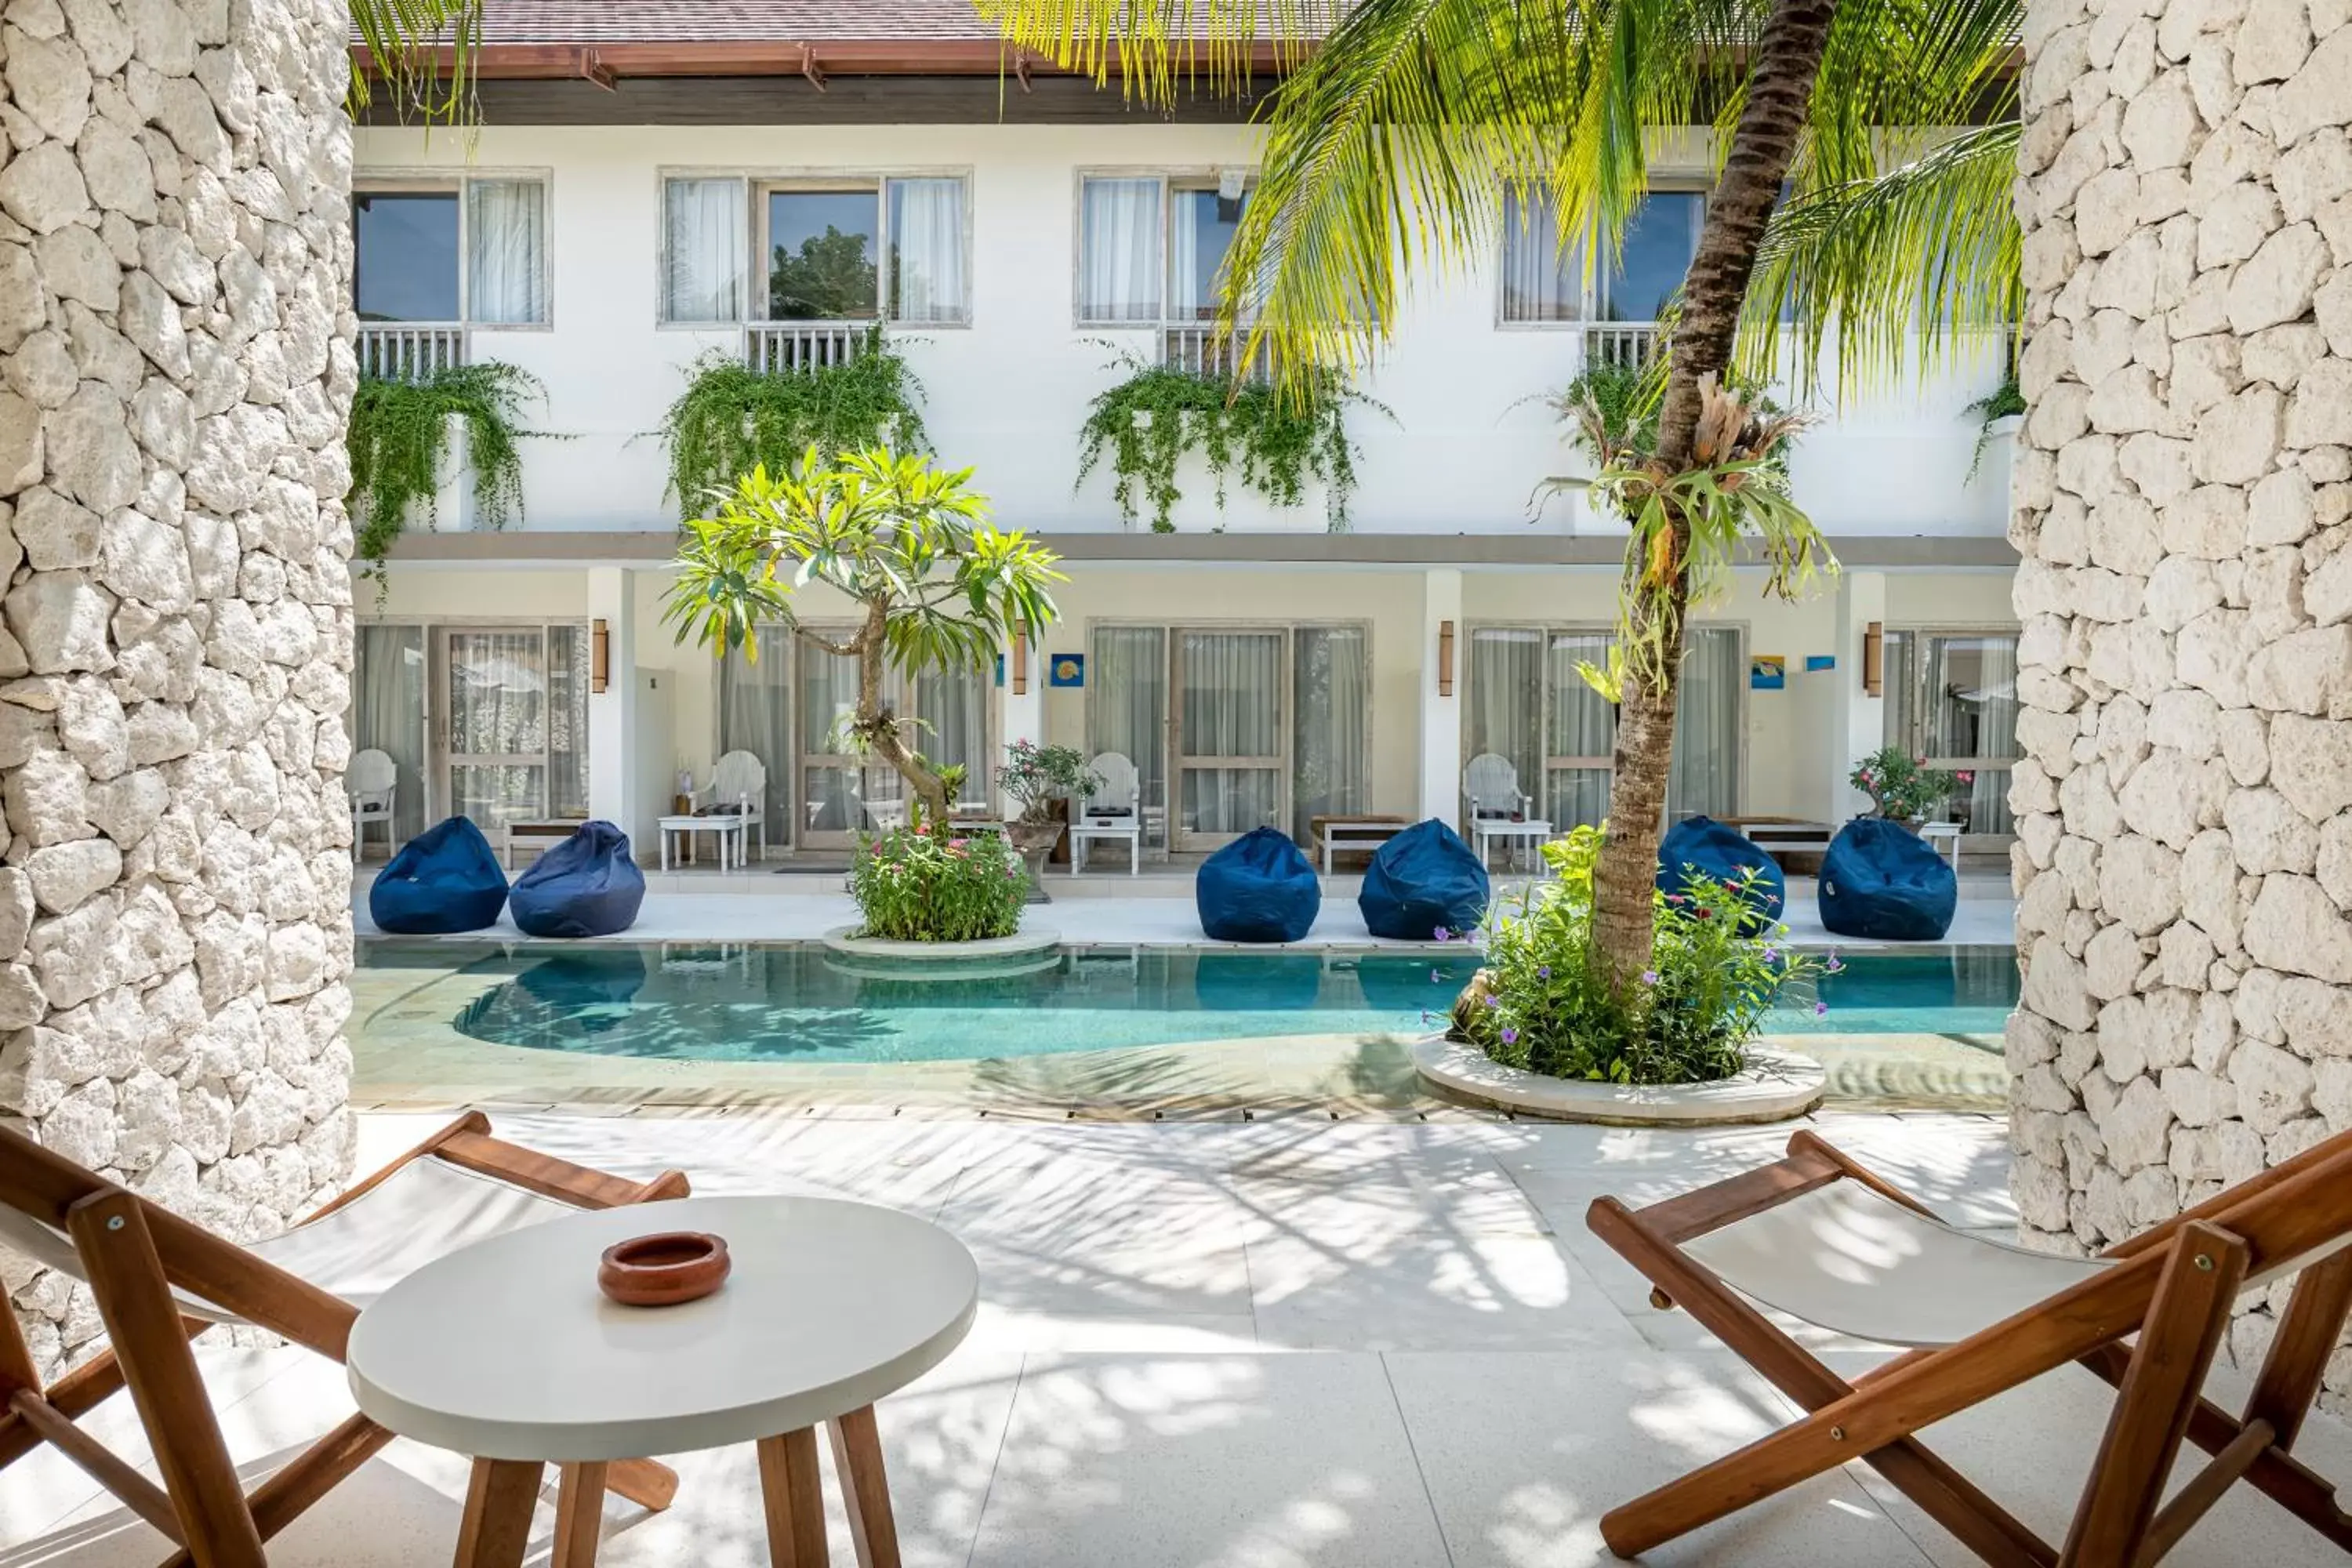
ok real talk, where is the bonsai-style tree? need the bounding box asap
[997,742,1102,826]
[1849,746,1970,824]
[665,446,1065,829]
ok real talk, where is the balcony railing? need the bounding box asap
[358,324,466,383]
[745,321,877,372]
[1161,325,1273,386]
[1583,322,1664,374]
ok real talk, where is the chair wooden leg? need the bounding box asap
[65,1191,265,1568]
[2060,1221,2248,1567]
[453,1457,543,1568]
[757,1428,829,1568]
[826,1406,902,1568]
[154,1414,398,1566]
[553,1461,608,1568]
[2245,1247,2352,1450]
[605,1455,679,1511]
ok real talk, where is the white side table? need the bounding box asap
[1472,818,1554,871]
[347,1195,978,1568]
[1920,821,1962,871]
[658,813,745,873]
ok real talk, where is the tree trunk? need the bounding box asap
[852,606,951,829]
[1587,0,1841,989]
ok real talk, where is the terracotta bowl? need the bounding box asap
[597,1231,731,1308]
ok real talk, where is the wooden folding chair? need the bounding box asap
[1588,1127,2352,1566]
[0,1111,690,1567]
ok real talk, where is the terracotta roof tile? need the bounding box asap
[466,0,1000,43]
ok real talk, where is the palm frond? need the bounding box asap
[1737,121,2022,394]
[347,0,482,125]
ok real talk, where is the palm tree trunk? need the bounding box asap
[1588,0,1841,989]
[855,608,951,828]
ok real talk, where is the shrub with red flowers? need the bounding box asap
[848,825,1028,942]
[1849,746,1969,823]
[1450,823,1825,1086]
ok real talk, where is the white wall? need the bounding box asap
[355,122,2014,542]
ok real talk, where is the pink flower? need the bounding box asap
[1955,770,1975,783]
[949,837,970,850]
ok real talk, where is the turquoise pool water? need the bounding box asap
[362,942,2020,1065]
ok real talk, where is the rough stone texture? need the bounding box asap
[2013,0,2352,1410]
[0,0,355,1380]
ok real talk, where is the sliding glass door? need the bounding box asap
[1886,630,2020,840]
[352,626,429,844]
[437,626,588,833]
[1089,626,1169,851]
[1291,626,1370,843]
[797,633,992,847]
[1175,629,1287,848]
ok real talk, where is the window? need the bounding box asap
[1078,173,1254,324]
[659,175,969,325]
[354,177,547,326]
[1884,630,2020,837]
[1499,186,1705,325]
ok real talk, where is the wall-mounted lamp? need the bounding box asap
[591,618,609,694]
[1437,619,1456,698]
[1861,621,1883,698]
[1012,630,1029,696]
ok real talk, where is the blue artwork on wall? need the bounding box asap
[1050,654,1085,688]
[1806,654,1837,672]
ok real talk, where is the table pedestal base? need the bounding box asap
[452,1406,899,1568]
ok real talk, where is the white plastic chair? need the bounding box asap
[349,748,397,859]
[1461,752,1534,820]
[693,749,768,858]
[1070,750,1142,876]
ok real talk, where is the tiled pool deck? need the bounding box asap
[6,1108,2342,1566]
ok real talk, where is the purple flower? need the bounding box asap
[1641,969,1659,985]
[1762,946,1779,960]
[1825,955,1845,974]
[1537,965,1552,979]
[1813,1001,1829,1015]
[1500,1026,1519,1045]
[1433,925,1451,942]
[1483,993,1501,1008]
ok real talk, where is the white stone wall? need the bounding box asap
[0,0,355,1375]
[2010,0,2352,1398]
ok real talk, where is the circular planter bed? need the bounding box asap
[1410,1035,1824,1126]
[819,925,1062,982]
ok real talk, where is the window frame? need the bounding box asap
[1073,168,1260,329]
[354,169,554,331]
[1494,179,1710,332]
[655,167,975,330]
[1881,622,2024,844]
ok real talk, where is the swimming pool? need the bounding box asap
[360,941,2019,1065]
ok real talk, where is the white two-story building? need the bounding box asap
[351,1,2023,866]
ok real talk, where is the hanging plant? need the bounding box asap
[347,361,546,574]
[1075,347,1385,533]
[655,333,928,517]
[1961,372,2025,481]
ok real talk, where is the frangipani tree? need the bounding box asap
[666,447,1065,829]
[975,0,2020,990]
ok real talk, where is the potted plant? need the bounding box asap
[996,740,1102,891]
[1849,746,1971,829]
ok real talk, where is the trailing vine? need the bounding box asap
[1075,347,1384,533]
[348,361,544,572]
[1961,372,2025,481]
[656,334,929,518]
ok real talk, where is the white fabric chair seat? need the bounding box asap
[0,1157,575,1324]
[1681,1181,2114,1348]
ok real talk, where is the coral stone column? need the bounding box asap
[0,0,357,1375]
[2009,0,2352,1399]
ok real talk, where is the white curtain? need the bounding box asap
[1168,187,1203,321]
[1292,627,1369,842]
[1668,626,1742,820]
[915,665,988,797]
[887,178,968,324]
[1501,186,1580,323]
[1467,628,1543,819]
[720,626,795,837]
[1546,631,1614,828]
[353,626,427,841]
[546,624,588,817]
[466,179,547,325]
[1090,626,1167,848]
[663,176,746,324]
[1080,177,1162,323]
[1969,636,2020,834]
[1178,630,1281,837]
[798,639,863,833]
[445,629,548,833]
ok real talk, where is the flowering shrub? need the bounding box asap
[1450,824,1828,1085]
[848,826,1028,942]
[1849,746,1972,822]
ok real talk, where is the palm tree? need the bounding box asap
[347,0,484,125]
[978,0,2020,987]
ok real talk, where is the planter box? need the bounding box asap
[1411,1036,1825,1126]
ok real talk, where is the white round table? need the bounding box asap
[347,1196,978,1568]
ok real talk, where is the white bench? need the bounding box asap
[1315,818,1412,875]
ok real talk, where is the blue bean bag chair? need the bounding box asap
[1359,818,1490,941]
[1820,817,1958,941]
[1196,826,1321,943]
[1655,815,1787,934]
[509,820,645,938]
[369,815,508,935]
